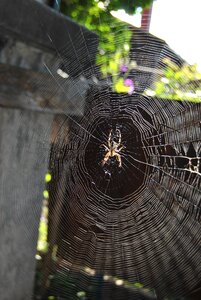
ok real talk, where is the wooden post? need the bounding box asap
[0,1,97,298]
[0,107,53,300]
[0,63,87,116]
[141,4,153,32]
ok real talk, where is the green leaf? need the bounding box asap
[45,173,52,183]
[43,190,49,199]
[134,282,144,288]
[114,78,130,93]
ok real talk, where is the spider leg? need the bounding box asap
[117,129,121,145]
[102,152,111,166]
[100,144,109,151]
[116,145,124,152]
[115,153,122,167]
[108,130,112,148]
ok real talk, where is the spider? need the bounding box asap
[101,129,124,168]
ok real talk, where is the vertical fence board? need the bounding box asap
[0,107,53,300]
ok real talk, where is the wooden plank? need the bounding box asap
[0,107,53,300]
[0,38,59,73]
[0,63,87,116]
[0,0,98,76]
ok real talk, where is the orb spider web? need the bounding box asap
[35,9,201,300]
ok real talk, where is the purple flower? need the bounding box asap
[124,78,135,95]
[120,64,128,73]
[124,78,133,86]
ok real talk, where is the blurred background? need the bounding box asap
[0,1,201,300]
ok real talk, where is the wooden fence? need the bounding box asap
[0,1,98,299]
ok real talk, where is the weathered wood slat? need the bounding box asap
[0,63,88,116]
[0,107,53,300]
[0,1,98,299]
[0,38,59,73]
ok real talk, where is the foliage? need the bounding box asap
[61,0,153,77]
[37,172,52,253]
[112,56,201,101]
[146,58,201,102]
[37,200,48,252]
[111,57,137,93]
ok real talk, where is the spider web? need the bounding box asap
[31,3,201,300]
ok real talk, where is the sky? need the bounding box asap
[113,0,201,70]
[150,0,201,69]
